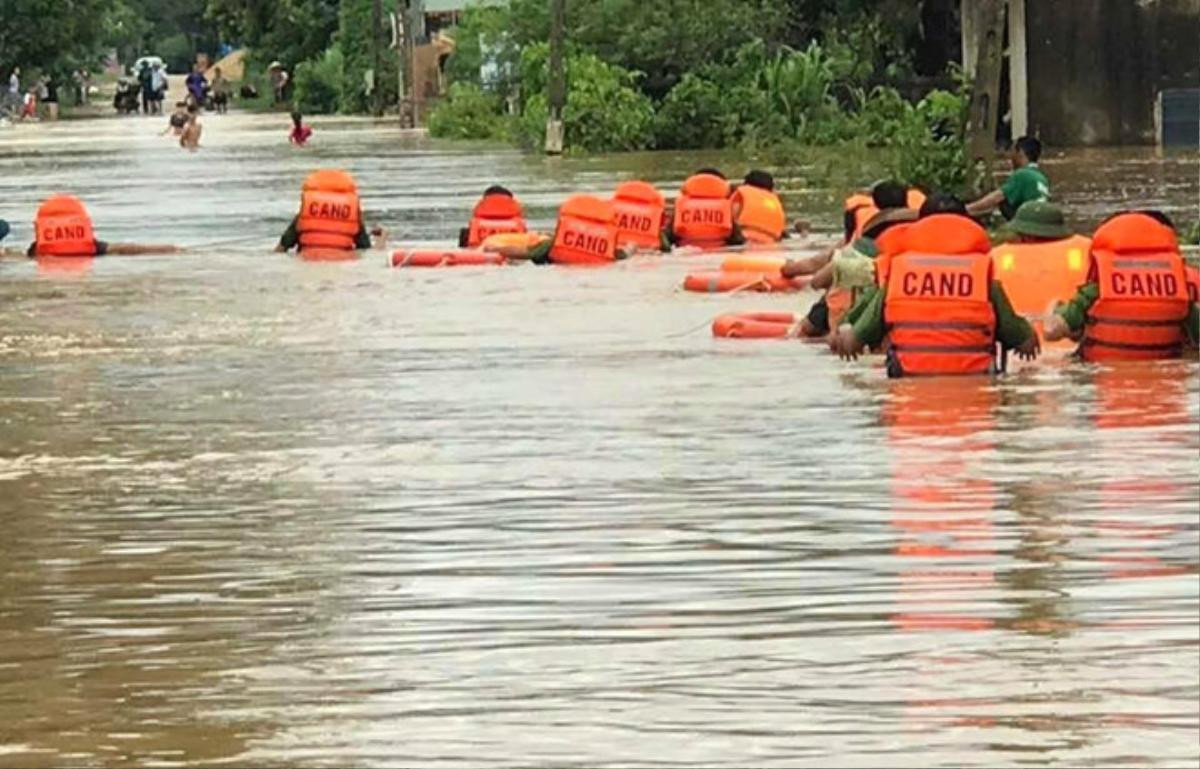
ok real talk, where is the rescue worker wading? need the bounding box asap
[275,169,386,255]
[459,185,528,248]
[611,180,666,251]
[505,195,630,265]
[1044,211,1199,358]
[833,204,1040,377]
[28,194,181,257]
[663,169,745,249]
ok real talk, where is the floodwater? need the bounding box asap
[0,113,1197,768]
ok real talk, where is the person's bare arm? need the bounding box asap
[831,324,865,360]
[106,244,183,256]
[966,189,1005,217]
[1042,313,1070,342]
[810,261,836,289]
[781,245,836,278]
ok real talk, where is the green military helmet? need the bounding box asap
[1006,200,1070,239]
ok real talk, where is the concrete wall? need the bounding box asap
[1024,0,1200,145]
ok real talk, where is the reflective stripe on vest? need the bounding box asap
[884,225,997,377]
[733,186,786,243]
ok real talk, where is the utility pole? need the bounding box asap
[545,0,565,154]
[962,0,1007,192]
[372,0,385,117]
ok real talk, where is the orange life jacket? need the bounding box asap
[990,234,1091,345]
[1185,265,1200,306]
[611,181,665,250]
[297,170,361,252]
[844,193,877,242]
[549,195,618,265]
[673,174,733,248]
[884,215,997,377]
[732,185,786,243]
[466,193,528,247]
[1082,213,1189,362]
[906,188,927,211]
[34,195,97,257]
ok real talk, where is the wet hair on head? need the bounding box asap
[694,167,726,180]
[291,111,303,126]
[483,185,513,197]
[1134,209,1176,230]
[1014,135,1042,162]
[918,193,968,218]
[871,180,908,210]
[743,170,775,191]
[1102,209,1177,231]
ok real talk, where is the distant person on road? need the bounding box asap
[185,65,208,108]
[289,111,313,146]
[268,62,289,105]
[211,67,230,114]
[967,135,1051,221]
[138,61,154,114]
[8,67,21,110]
[151,64,168,114]
[41,76,58,121]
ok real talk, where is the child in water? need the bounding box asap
[179,106,202,151]
[289,112,313,147]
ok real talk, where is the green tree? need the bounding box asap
[206,0,339,71]
[335,0,398,114]
[0,0,110,74]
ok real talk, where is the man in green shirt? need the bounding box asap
[966,136,1051,221]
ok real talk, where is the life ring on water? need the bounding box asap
[683,270,807,293]
[712,312,798,339]
[391,249,507,268]
[720,254,787,274]
[299,247,360,262]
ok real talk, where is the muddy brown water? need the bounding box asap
[0,114,1197,767]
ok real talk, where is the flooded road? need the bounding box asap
[0,113,1197,767]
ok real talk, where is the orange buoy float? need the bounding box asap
[719,254,787,274]
[712,312,798,338]
[480,231,548,250]
[683,270,805,293]
[391,249,507,268]
[990,235,1091,343]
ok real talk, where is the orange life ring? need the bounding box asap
[299,247,360,262]
[712,312,798,338]
[683,270,806,293]
[720,254,787,274]
[391,249,507,268]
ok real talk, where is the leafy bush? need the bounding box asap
[515,47,654,153]
[292,46,344,115]
[886,88,970,196]
[654,74,731,149]
[428,82,509,140]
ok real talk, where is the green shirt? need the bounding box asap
[850,281,1034,350]
[1000,164,1051,219]
[1055,281,1200,347]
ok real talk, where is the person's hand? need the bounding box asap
[780,259,799,279]
[831,325,861,361]
[1015,334,1040,361]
